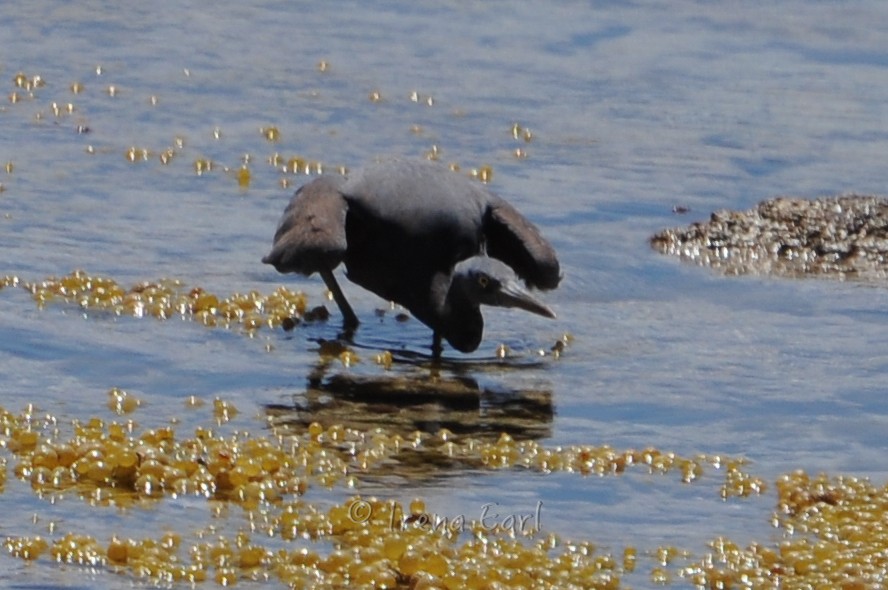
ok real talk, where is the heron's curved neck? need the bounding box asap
[431,272,483,353]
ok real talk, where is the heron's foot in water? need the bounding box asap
[431,333,443,360]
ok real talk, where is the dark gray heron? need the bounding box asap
[262,158,561,357]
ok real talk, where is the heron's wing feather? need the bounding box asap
[484,196,561,290]
[262,176,348,275]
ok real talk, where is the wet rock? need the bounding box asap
[651,194,888,280]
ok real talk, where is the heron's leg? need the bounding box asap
[319,269,359,330]
[431,332,443,359]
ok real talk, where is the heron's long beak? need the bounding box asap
[496,279,556,319]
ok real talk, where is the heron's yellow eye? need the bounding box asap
[477,275,489,288]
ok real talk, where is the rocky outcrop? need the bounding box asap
[651,195,888,279]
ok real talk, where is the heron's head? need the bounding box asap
[451,256,555,318]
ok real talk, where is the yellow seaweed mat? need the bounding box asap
[0,399,885,589]
[3,271,310,335]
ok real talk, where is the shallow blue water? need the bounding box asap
[2,1,888,587]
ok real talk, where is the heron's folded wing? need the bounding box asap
[484,196,561,290]
[262,176,348,275]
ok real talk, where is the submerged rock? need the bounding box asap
[651,194,888,280]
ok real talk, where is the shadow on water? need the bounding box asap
[265,371,553,481]
[266,346,554,444]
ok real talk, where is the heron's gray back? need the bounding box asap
[341,158,488,237]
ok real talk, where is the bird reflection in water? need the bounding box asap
[265,348,554,478]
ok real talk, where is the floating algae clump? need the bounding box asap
[3,399,887,588]
[21,270,308,334]
[0,399,763,587]
[1,400,752,508]
[677,472,888,588]
[652,194,888,280]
